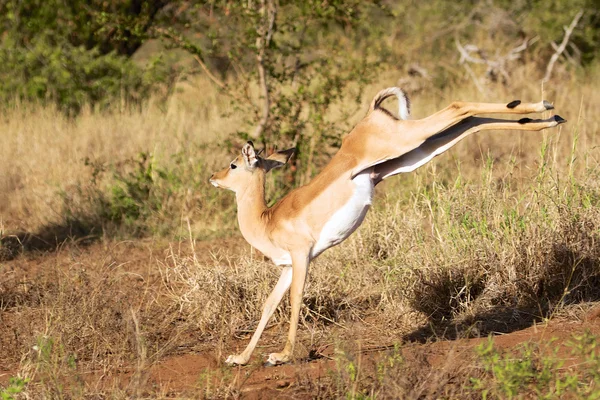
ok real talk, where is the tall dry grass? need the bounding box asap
[1,66,597,237]
[0,79,236,236]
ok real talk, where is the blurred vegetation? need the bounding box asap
[1,0,598,115]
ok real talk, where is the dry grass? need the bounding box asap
[1,64,600,397]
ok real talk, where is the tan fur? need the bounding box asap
[209,88,565,366]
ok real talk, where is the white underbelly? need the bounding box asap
[311,171,374,258]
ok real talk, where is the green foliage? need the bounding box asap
[0,38,168,114]
[81,152,177,236]
[0,0,173,113]
[472,338,561,398]
[568,330,600,396]
[503,0,600,64]
[69,149,237,238]
[104,153,162,229]
[471,334,600,399]
[0,0,168,56]
[0,377,29,400]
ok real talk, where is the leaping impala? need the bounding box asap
[209,87,565,366]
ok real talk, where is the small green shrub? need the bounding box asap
[58,149,237,239]
[0,376,29,400]
[470,333,600,399]
[0,0,174,114]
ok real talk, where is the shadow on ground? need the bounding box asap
[405,236,600,343]
[0,220,101,261]
[403,306,546,343]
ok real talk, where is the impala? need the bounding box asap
[209,87,565,366]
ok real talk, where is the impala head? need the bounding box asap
[209,141,295,192]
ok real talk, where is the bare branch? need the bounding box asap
[154,27,252,110]
[569,41,582,64]
[456,39,487,65]
[506,36,538,61]
[457,37,537,86]
[193,55,226,89]
[463,62,487,96]
[543,10,584,82]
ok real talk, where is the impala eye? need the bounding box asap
[230,163,237,170]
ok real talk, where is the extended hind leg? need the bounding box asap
[412,99,555,143]
[374,114,566,183]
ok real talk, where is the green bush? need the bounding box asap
[0,0,173,114]
[470,333,600,399]
[0,37,167,114]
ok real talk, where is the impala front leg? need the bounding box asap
[266,251,309,366]
[226,265,293,366]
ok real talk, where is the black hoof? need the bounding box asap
[543,100,554,110]
[264,360,287,367]
[554,115,566,124]
[264,359,290,367]
[506,100,521,109]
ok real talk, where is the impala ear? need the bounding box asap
[241,141,258,169]
[263,148,295,172]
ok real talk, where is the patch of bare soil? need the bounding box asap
[142,311,600,398]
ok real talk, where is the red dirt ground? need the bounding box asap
[1,240,599,398]
[142,313,600,398]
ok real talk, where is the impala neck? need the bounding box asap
[235,171,269,238]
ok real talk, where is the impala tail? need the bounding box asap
[369,87,411,120]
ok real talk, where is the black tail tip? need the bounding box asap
[507,100,521,109]
[554,115,566,124]
[543,100,554,110]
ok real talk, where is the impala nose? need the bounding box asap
[209,174,219,187]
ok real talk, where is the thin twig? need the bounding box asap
[155,28,229,92]
[456,39,487,95]
[193,55,226,89]
[543,10,584,82]
[252,0,277,139]
[455,39,487,65]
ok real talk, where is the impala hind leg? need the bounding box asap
[225,266,293,366]
[375,114,566,182]
[413,99,556,143]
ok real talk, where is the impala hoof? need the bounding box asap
[264,359,289,367]
[554,115,566,124]
[265,352,291,366]
[543,100,554,110]
[225,354,248,366]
